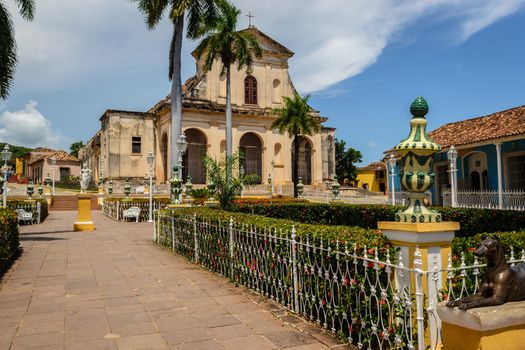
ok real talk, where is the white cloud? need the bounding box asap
[0,101,60,148]
[7,0,525,94]
[368,140,378,148]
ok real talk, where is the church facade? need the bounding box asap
[79,27,336,187]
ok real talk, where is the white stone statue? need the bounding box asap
[79,166,92,194]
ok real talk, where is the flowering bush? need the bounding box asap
[0,208,19,273]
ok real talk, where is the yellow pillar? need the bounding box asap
[74,194,95,231]
[378,221,460,347]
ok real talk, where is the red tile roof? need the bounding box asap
[359,162,386,171]
[30,150,78,164]
[428,105,525,148]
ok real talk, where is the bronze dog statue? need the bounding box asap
[446,235,525,310]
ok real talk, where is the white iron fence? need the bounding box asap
[443,189,525,211]
[154,213,525,349]
[102,200,168,222]
[7,202,41,225]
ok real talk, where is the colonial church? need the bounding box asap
[79,27,336,187]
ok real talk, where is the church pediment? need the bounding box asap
[241,27,294,58]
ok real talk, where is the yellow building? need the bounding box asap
[356,162,387,193]
[80,27,336,187]
[15,157,24,177]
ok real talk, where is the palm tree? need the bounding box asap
[0,0,35,99]
[133,0,218,179]
[193,0,262,179]
[272,94,321,197]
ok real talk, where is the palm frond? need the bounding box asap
[271,94,320,138]
[15,0,35,20]
[0,3,16,99]
[133,0,168,29]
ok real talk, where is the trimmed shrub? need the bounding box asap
[242,174,261,185]
[159,207,390,249]
[229,202,525,237]
[0,208,19,272]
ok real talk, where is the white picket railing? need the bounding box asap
[102,200,168,222]
[154,213,524,350]
[7,202,42,225]
[443,189,525,211]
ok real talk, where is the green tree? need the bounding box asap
[69,141,84,158]
[193,0,262,180]
[0,0,35,99]
[272,94,321,197]
[335,138,362,184]
[133,0,218,179]
[202,153,242,210]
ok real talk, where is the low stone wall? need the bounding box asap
[437,301,525,350]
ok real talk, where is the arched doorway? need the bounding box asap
[293,136,312,185]
[183,129,207,184]
[161,133,168,182]
[239,132,263,181]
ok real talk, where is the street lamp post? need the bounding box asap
[176,134,187,203]
[271,160,275,195]
[388,154,397,205]
[51,156,56,195]
[147,151,155,222]
[447,145,458,208]
[1,145,12,207]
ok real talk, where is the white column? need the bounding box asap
[495,142,503,209]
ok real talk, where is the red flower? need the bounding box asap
[379,299,386,305]
[468,247,476,252]
[343,277,350,286]
[321,300,326,306]
[367,262,374,268]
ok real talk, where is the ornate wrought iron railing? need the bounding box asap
[443,189,525,211]
[6,202,41,225]
[154,212,525,349]
[102,200,167,222]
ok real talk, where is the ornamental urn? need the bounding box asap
[393,96,442,223]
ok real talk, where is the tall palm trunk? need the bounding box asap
[293,134,300,198]
[170,15,184,179]
[225,64,232,181]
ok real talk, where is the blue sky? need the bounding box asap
[1,0,524,165]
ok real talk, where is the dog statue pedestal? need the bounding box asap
[437,301,525,350]
[74,194,95,231]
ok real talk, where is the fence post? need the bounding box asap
[152,210,157,241]
[116,201,120,221]
[229,217,234,279]
[171,216,175,251]
[36,202,41,224]
[414,247,425,350]
[193,213,199,263]
[291,226,300,313]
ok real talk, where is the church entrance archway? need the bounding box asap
[161,133,168,182]
[183,128,207,184]
[293,136,312,185]
[239,132,263,182]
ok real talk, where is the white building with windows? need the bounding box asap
[80,27,336,188]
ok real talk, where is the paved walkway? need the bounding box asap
[0,211,347,350]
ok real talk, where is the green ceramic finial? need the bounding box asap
[410,96,429,118]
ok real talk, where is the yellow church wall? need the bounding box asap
[15,157,24,177]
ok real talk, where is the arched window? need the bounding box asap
[239,132,263,180]
[244,75,257,105]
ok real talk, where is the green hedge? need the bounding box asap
[7,198,48,223]
[159,207,391,249]
[230,203,525,237]
[0,208,20,272]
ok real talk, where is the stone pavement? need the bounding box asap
[0,211,350,350]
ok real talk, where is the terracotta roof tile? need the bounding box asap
[359,162,386,171]
[30,150,78,164]
[428,105,525,148]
